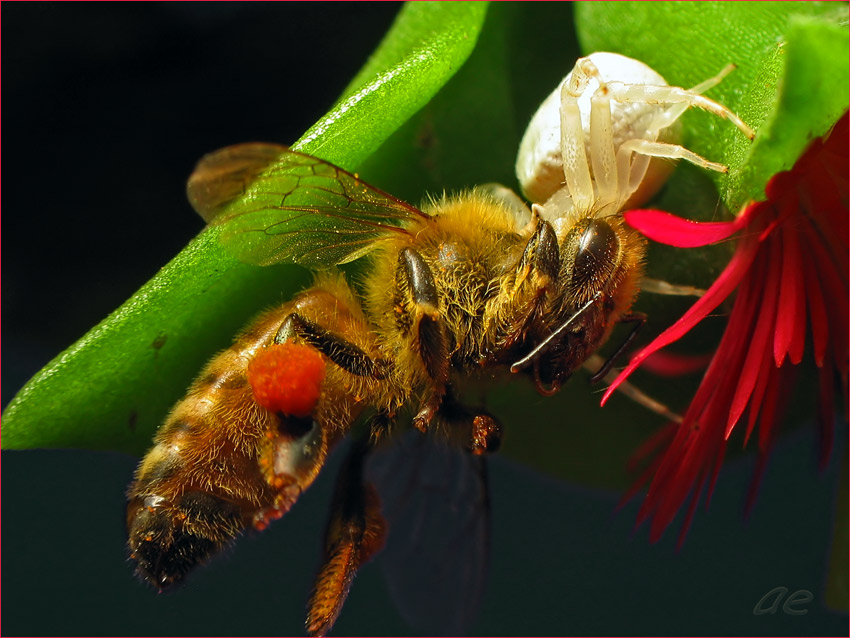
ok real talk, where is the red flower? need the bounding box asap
[603,113,849,546]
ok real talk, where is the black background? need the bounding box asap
[2,3,847,636]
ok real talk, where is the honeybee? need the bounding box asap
[127,53,753,635]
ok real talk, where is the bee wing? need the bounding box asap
[186,142,290,223]
[186,143,431,268]
[365,430,490,636]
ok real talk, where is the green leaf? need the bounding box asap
[1,2,489,454]
[4,2,847,493]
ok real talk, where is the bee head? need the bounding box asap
[511,215,637,395]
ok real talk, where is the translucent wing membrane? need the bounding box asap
[187,143,290,223]
[187,143,431,268]
[366,431,491,636]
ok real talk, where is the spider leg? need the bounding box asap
[649,63,741,131]
[559,58,597,213]
[640,277,706,298]
[584,59,620,216]
[615,138,654,210]
[605,79,755,139]
[620,138,730,180]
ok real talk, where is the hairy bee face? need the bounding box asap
[503,213,645,395]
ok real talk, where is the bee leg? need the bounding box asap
[483,219,559,354]
[470,414,502,455]
[396,248,451,430]
[517,218,560,285]
[274,313,387,379]
[306,437,387,637]
[436,390,503,455]
[366,409,395,443]
[589,312,646,383]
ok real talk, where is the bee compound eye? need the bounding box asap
[571,219,619,287]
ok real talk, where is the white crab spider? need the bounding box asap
[516,52,755,225]
[510,53,754,420]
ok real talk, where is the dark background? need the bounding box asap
[2,3,847,636]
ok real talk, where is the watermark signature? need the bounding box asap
[753,586,813,616]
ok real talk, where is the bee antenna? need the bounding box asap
[510,291,602,373]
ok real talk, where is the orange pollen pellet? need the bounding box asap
[247,343,326,418]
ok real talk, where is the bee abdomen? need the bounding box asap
[127,491,243,590]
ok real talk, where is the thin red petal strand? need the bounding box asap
[783,220,808,366]
[736,238,778,447]
[726,237,782,438]
[637,432,687,529]
[623,421,676,514]
[743,333,775,447]
[646,302,755,535]
[810,231,850,374]
[674,472,709,550]
[817,359,835,471]
[619,451,667,511]
[801,231,830,367]
[639,351,713,377]
[626,422,678,474]
[800,174,848,261]
[602,239,758,405]
[646,365,735,540]
[688,278,757,432]
[650,428,712,543]
[646,418,711,534]
[635,425,694,528]
[773,215,806,366]
[705,438,728,509]
[757,364,795,454]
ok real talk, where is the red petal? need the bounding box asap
[623,206,753,247]
[726,239,782,437]
[601,236,759,405]
[673,474,706,549]
[810,232,849,373]
[773,210,806,365]
[801,230,830,367]
[757,365,795,453]
[639,351,713,376]
[743,337,775,447]
[626,422,678,473]
[705,439,728,508]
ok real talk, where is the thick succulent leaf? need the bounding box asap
[3,3,846,493]
[1,2,489,454]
